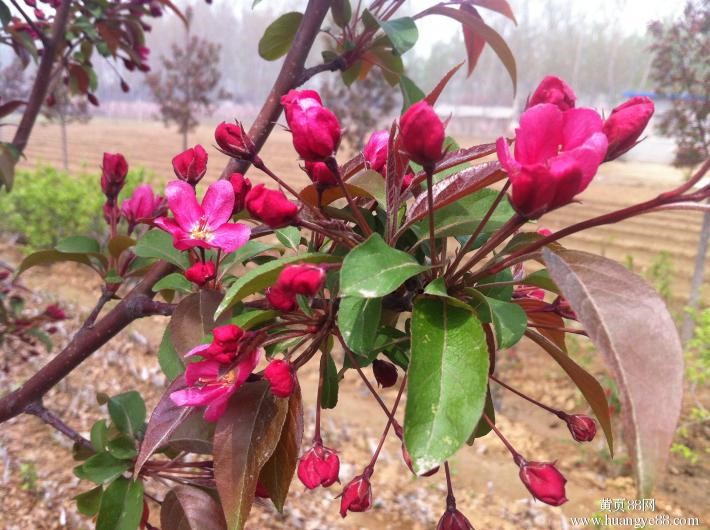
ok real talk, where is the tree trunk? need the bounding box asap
[681,202,710,343]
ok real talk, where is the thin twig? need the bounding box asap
[24,401,93,451]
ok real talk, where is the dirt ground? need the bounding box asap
[0,120,708,529]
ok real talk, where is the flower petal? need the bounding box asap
[201,180,235,228]
[184,343,211,358]
[203,386,237,422]
[210,223,251,253]
[514,104,563,165]
[166,180,203,232]
[562,108,603,150]
[184,360,221,386]
[170,384,229,407]
[563,131,608,187]
[235,347,262,386]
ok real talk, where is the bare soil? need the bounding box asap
[0,120,707,529]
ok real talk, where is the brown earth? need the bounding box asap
[0,120,707,529]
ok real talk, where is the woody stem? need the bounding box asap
[326,157,373,237]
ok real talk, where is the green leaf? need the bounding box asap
[468,388,495,442]
[107,391,146,437]
[214,381,288,530]
[543,248,683,495]
[134,229,190,269]
[16,249,96,276]
[338,297,382,355]
[476,267,514,301]
[380,17,418,55]
[347,170,386,205]
[231,309,278,330]
[275,227,301,251]
[91,420,108,452]
[400,75,425,112]
[216,253,339,317]
[258,12,304,61]
[75,452,131,484]
[522,269,560,294]
[404,297,489,474]
[468,289,527,349]
[0,141,19,190]
[74,486,103,517]
[107,436,137,460]
[0,3,11,27]
[418,189,514,241]
[340,234,428,298]
[55,235,101,254]
[108,235,136,259]
[153,272,194,294]
[221,241,275,271]
[321,352,339,409]
[331,0,351,27]
[159,327,185,380]
[96,477,144,530]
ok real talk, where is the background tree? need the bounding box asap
[146,8,230,151]
[649,0,710,342]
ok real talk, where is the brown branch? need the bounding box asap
[220,0,334,179]
[25,400,93,451]
[11,0,72,154]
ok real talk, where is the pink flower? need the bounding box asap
[229,173,252,214]
[339,472,373,517]
[363,130,389,175]
[184,324,245,364]
[170,348,261,422]
[155,180,251,253]
[518,460,568,506]
[497,103,608,218]
[172,145,208,184]
[266,284,297,312]
[101,153,128,202]
[297,442,340,489]
[264,359,296,398]
[245,184,299,228]
[281,89,341,161]
[400,101,445,166]
[527,76,576,111]
[603,96,654,161]
[121,184,164,231]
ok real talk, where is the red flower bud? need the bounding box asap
[527,76,576,111]
[87,93,99,107]
[298,442,340,489]
[172,145,208,184]
[363,130,389,175]
[245,184,299,228]
[277,264,325,297]
[518,460,568,506]
[281,89,341,161]
[34,8,45,20]
[266,284,297,312]
[339,472,373,517]
[212,324,244,351]
[229,173,252,213]
[401,170,415,192]
[215,121,254,159]
[100,152,128,202]
[184,261,217,287]
[304,161,338,187]
[603,96,654,161]
[372,359,397,388]
[437,508,475,530]
[563,413,597,442]
[120,80,130,93]
[44,304,67,321]
[264,359,296,398]
[399,101,445,166]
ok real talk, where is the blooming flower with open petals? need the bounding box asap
[496,103,608,218]
[155,180,250,252]
[170,347,262,422]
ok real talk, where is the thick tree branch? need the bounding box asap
[220,0,335,178]
[11,0,72,154]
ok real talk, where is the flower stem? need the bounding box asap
[482,413,523,464]
[424,164,439,270]
[489,374,560,416]
[326,157,373,237]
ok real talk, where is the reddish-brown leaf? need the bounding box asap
[213,381,288,530]
[471,0,517,23]
[422,5,516,92]
[525,329,613,457]
[299,182,376,208]
[68,63,90,94]
[543,248,683,495]
[169,290,229,357]
[161,486,227,530]
[424,62,464,105]
[514,298,567,351]
[257,383,304,512]
[460,5,486,77]
[96,22,120,55]
[405,161,505,226]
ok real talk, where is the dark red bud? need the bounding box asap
[339,472,372,517]
[184,261,216,287]
[298,442,340,489]
[436,507,475,530]
[518,460,568,506]
[245,184,299,228]
[372,359,397,388]
[400,101,445,166]
[563,413,597,442]
[264,359,296,398]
